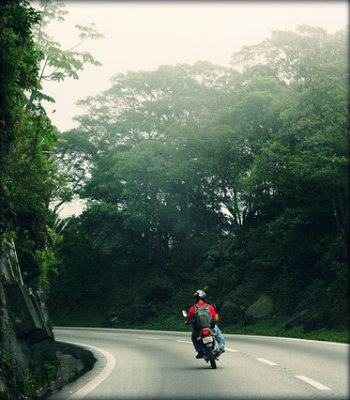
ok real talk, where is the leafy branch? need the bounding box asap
[30,0,104,105]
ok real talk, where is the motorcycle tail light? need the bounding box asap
[202,329,210,335]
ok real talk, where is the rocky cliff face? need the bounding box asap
[0,234,57,399]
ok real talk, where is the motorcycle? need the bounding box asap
[182,310,221,369]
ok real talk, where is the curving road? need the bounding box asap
[50,327,349,399]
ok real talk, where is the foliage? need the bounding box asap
[30,0,103,105]
[50,26,349,338]
[0,0,40,171]
[0,0,55,264]
[1,0,104,280]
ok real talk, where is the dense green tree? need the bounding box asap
[0,0,40,167]
[50,26,348,334]
[0,0,53,239]
[223,26,349,327]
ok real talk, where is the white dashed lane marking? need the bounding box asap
[256,357,278,366]
[296,375,331,391]
[138,336,159,340]
[166,337,333,393]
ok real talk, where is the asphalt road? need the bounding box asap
[50,327,349,400]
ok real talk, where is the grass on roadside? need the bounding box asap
[224,319,349,343]
[52,311,349,344]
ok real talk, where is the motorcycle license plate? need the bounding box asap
[202,336,213,344]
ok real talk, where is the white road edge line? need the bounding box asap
[230,333,348,347]
[256,357,278,366]
[296,375,331,391]
[60,340,116,399]
[176,340,192,344]
[226,348,238,352]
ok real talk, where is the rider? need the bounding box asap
[185,289,225,359]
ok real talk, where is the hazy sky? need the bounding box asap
[39,1,348,133]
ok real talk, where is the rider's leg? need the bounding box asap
[191,330,202,352]
[213,325,225,349]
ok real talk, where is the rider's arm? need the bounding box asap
[185,306,195,324]
[209,304,219,322]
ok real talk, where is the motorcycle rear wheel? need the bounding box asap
[208,348,217,369]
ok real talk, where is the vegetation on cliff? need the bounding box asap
[0,1,101,398]
[0,1,58,397]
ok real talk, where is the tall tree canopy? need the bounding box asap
[51,26,348,334]
[0,0,55,240]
